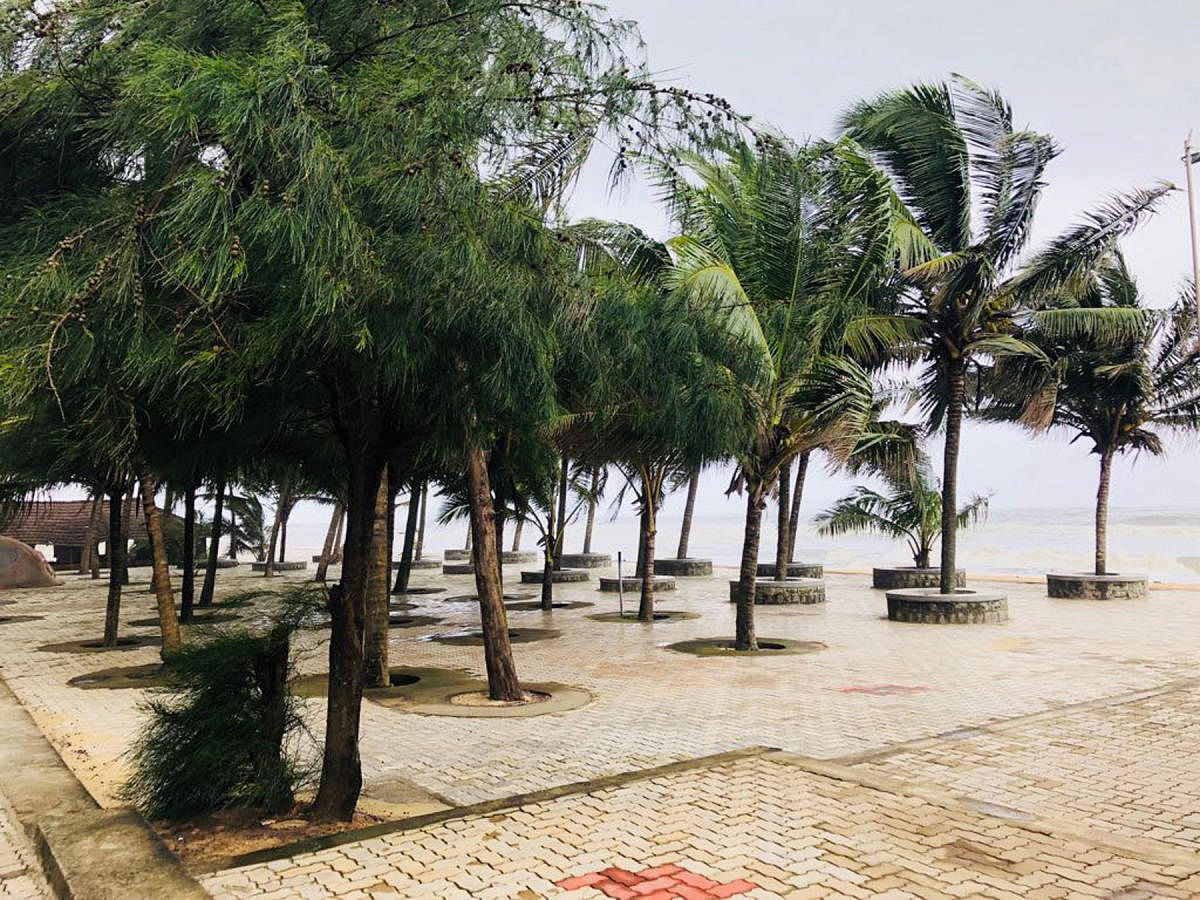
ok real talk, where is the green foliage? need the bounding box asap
[122,586,324,820]
[816,453,989,568]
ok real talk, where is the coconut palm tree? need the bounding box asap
[841,76,1171,594]
[816,455,989,569]
[986,255,1200,575]
[661,138,902,649]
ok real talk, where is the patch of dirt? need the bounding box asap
[156,806,387,872]
[448,689,550,707]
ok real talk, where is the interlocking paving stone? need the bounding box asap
[5,567,1200,895]
[0,784,49,898]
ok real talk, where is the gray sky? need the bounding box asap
[567,0,1200,512]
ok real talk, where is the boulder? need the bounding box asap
[0,536,61,589]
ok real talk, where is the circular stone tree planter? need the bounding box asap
[520,568,589,584]
[885,588,1008,623]
[501,551,540,564]
[68,663,167,690]
[873,567,966,590]
[654,558,713,576]
[667,637,825,657]
[392,559,441,571]
[1046,572,1148,600]
[558,553,612,568]
[588,610,698,624]
[442,563,474,575]
[250,561,307,572]
[756,562,823,579]
[426,627,561,647]
[505,599,594,611]
[598,575,676,593]
[728,578,826,605]
[443,549,471,561]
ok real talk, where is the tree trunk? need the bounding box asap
[414,484,427,561]
[734,489,765,651]
[775,459,792,578]
[264,489,283,577]
[393,483,420,594]
[103,488,125,647]
[315,501,343,583]
[362,472,391,689]
[180,481,197,622]
[79,493,102,575]
[553,455,569,566]
[122,484,135,584]
[1095,448,1114,576]
[637,473,657,621]
[541,476,558,611]
[332,509,344,562]
[939,358,966,595]
[311,453,383,822]
[227,503,238,560]
[676,468,700,559]
[511,517,524,553]
[138,473,182,658]
[466,445,522,701]
[583,468,599,554]
[279,513,288,563]
[464,523,471,551]
[200,476,225,608]
[786,451,810,563]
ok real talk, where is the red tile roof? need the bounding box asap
[0,499,152,547]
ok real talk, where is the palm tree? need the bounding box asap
[841,76,1170,594]
[662,138,900,649]
[986,255,1200,575]
[816,455,988,569]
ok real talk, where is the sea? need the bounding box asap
[278,499,1200,585]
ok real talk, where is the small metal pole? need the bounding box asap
[617,551,623,618]
[1184,133,1200,335]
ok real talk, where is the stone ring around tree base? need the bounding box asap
[885,588,1008,624]
[653,558,713,576]
[873,567,966,590]
[1046,572,1148,600]
[728,578,826,605]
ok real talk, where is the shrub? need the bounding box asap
[122,586,324,820]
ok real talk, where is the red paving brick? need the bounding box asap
[675,871,720,890]
[596,881,638,900]
[602,867,642,886]
[559,871,607,890]
[633,876,680,893]
[709,880,757,898]
[638,864,683,879]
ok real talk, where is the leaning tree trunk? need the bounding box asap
[553,456,569,567]
[180,481,197,622]
[511,517,524,553]
[786,451,810,563]
[734,489,766,651]
[279,512,288,563]
[138,473,182,658]
[311,451,384,822]
[775,459,792,578]
[121,484,135,584]
[227,503,238,560]
[363,472,391,689]
[414,484,427,561]
[466,445,522,701]
[199,475,225,608]
[315,502,343,583]
[582,468,599,554]
[676,468,700,559]
[939,359,966,595]
[1095,447,1114,576]
[79,493,102,575]
[103,488,125,647]
[637,473,658,621]
[393,483,420,594]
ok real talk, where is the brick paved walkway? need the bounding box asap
[0,785,49,898]
[3,565,1200,896]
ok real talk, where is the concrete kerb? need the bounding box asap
[0,677,206,898]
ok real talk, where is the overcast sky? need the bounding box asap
[566,0,1200,512]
